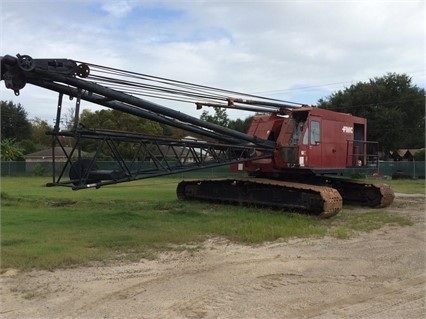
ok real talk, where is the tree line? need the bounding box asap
[1,73,424,161]
[317,73,424,155]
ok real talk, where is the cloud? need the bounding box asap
[0,0,424,121]
[100,0,134,18]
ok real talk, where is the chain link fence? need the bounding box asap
[2,161,424,179]
[378,161,425,179]
[0,161,248,179]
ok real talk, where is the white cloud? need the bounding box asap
[101,1,134,18]
[1,0,424,121]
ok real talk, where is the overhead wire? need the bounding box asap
[253,68,424,96]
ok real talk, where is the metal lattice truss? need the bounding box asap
[48,127,273,190]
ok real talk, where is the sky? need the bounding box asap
[0,0,424,124]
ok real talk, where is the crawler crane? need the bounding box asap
[1,54,394,217]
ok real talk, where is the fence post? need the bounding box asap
[413,159,416,179]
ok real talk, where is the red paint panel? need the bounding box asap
[243,107,368,173]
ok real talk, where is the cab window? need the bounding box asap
[310,121,320,145]
[302,127,308,145]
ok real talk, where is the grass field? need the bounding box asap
[1,176,420,271]
[382,178,425,194]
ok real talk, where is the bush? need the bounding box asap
[33,164,47,176]
[414,149,425,161]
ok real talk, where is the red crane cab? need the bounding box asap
[235,107,378,178]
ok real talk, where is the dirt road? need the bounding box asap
[1,193,425,319]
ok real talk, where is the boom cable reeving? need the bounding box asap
[78,61,306,108]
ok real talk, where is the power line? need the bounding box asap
[252,69,425,96]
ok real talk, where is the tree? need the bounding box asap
[199,107,254,133]
[414,149,425,161]
[1,100,32,141]
[63,106,76,130]
[1,138,24,161]
[318,73,425,154]
[228,116,254,133]
[79,109,163,135]
[200,107,230,127]
[30,117,54,149]
[18,139,37,155]
[78,109,164,159]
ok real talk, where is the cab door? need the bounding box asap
[307,117,322,168]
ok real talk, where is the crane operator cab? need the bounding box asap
[238,106,378,178]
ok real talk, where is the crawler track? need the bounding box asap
[177,178,342,218]
[327,178,395,208]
